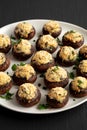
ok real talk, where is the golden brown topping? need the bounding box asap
[0,72,11,86]
[15,64,35,80]
[0,34,10,48]
[0,53,6,65]
[13,39,31,54]
[18,83,37,100]
[59,46,77,61]
[79,60,87,72]
[38,34,58,49]
[44,20,61,34]
[48,87,67,103]
[71,76,87,92]
[31,50,53,65]
[45,66,67,82]
[64,30,83,43]
[15,22,33,38]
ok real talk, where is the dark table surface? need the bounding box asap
[0,0,87,130]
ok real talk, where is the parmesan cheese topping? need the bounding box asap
[38,34,58,49]
[0,34,10,48]
[15,64,35,80]
[0,72,11,86]
[64,31,83,43]
[13,39,32,54]
[59,46,77,61]
[15,22,33,38]
[71,76,87,92]
[79,45,87,58]
[45,66,67,82]
[48,87,67,103]
[18,83,37,100]
[31,50,53,65]
[0,53,6,65]
[44,20,61,34]
[79,60,87,72]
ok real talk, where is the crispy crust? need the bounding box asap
[16,89,41,107]
[36,38,58,53]
[62,36,84,49]
[0,44,11,53]
[12,45,34,61]
[46,92,69,108]
[44,77,69,89]
[0,57,10,71]
[43,27,62,38]
[56,51,76,67]
[69,82,87,98]
[31,60,55,72]
[0,81,12,95]
[77,67,87,78]
[12,74,37,86]
[14,27,35,40]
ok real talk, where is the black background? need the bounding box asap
[0,0,87,130]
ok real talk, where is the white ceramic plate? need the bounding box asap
[0,19,87,114]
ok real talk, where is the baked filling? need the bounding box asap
[64,30,83,43]
[15,64,35,80]
[0,34,10,48]
[71,76,87,92]
[0,53,6,65]
[79,60,87,73]
[48,87,67,103]
[13,39,32,54]
[38,34,58,49]
[31,50,53,65]
[15,22,33,38]
[59,46,77,61]
[45,66,67,82]
[44,20,61,34]
[0,72,11,86]
[18,83,37,100]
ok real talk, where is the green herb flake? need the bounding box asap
[56,38,63,46]
[52,66,59,72]
[73,99,76,101]
[0,91,14,100]
[20,62,26,66]
[69,72,75,79]
[11,64,17,71]
[69,30,75,33]
[11,38,22,45]
[78,80,83,88]
[38,104,49,110]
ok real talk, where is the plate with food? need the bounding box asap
[0,19,87,114]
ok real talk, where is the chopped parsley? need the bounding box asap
[69,30,75,33]
[11,64,17,71]
[0,91,14,100]
[12,62,26,71]
[52,66,59,72]
[73,99,76,101]
[20,62,26,66]
[38,104,49,110]
[78,80,83,88]
[69,72,75,79]
[11,37,22,45]
[56,38,63,46]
